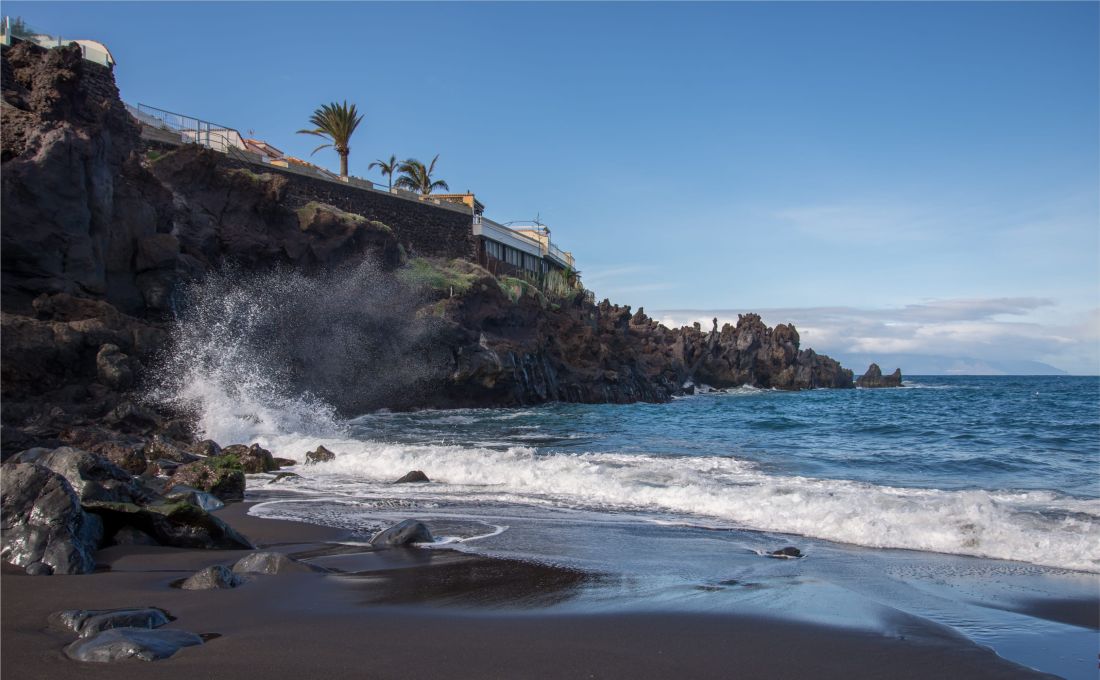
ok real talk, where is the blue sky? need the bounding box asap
[9,2,1098,373]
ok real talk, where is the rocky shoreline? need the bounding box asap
[0,41,894,575]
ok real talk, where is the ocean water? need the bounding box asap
[207,376,1100,571]
[179,373,1100,678]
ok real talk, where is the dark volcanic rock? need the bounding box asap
[273,457,296,468]
[179,564,243,590]
[188,439,222,457]
[0,463,102,574]
[63,627,203,662]
[161,484,225,513]
[221,443,277,473]
[55,607,171,638]
[232,551,294,575]
[110,526,158,546]
[7,446,143,505]
[168,461,245,502]
[767,546,803,559]
[369,519,434,548]
[95,344,134,390]
[304,445,336,465]
[143,435,200,464]
[393,470,430,484]
[268,472,302,484]
[856,363,903,388]
[89,501,251,550]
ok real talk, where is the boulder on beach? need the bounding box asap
[55,607,171,638]
[273,457,297,468]
[144,436,200,465]
[369,519,434,548]
[162,484,225,513]
[179,564,243,590]
[188,440,222,458]
[7,446,144,505]
[232,551,294,575]
[63,627,203,662]
[110,526,159,546]
[304,446,336,465]
[856,364,903,388]
[220,444,278,473]
[393,470,430,484]
[0,463,103,575]
[168,461,246,502]
[767,546,803,559]
[89,501,252,551]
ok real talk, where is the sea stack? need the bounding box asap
[856,364,903,388]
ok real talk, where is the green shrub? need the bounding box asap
[399,257,483,295]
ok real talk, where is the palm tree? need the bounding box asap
[368,154,399,192]
[296,101,363,179]
[394,155,449,196]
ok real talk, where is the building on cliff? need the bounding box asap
[1,16,114,67]
[126,100,578,282]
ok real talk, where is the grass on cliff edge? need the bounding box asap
[498,276,543,304]
[295,201,393,234]
[399,257,485,295]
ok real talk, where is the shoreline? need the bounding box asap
[0,502,1064,679]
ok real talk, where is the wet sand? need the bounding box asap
[1,503,1060,679]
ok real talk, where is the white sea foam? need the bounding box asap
[248,431,1100,573]
[155,274,1099,573]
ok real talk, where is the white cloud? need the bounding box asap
[653,298,1099,375]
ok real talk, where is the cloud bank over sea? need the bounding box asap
[655,299,1099,376]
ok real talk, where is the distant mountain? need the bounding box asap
[829,353,1069,376]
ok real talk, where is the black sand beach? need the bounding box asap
[0,503,1064,679]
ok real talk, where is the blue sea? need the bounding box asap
[186,375,1100,678]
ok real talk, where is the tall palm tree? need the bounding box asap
[296,101,363,179]
[394,155,449,196]
[368,154,399,192]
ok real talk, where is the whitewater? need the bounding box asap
[155,268,1100,574]
[174,371,1100,573]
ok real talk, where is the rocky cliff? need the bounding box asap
[0,40,858,574]
[1,41,852,455]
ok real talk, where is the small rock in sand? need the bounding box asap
[232,551,294,575]
[179,565,243,590]
[63,627,203,662]
[369,519,434,548]
[55,607,171,638]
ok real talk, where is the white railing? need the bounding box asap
[548,243,574,269]
[475,218,544,257]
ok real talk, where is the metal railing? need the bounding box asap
[131,103,246,154]
[548,243,575,269]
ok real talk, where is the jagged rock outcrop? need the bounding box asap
[856,364,903,388]
[2,40,854,434]
[0,39,862,571]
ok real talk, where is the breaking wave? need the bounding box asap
[243,429,1100,572]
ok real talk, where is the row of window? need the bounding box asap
[484,239,548,274]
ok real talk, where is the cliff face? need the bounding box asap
[0,42,852,453]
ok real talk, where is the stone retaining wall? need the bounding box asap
[222,158,477,261]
